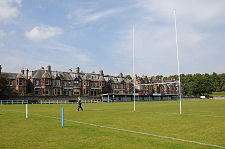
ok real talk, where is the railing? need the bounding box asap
[0,100,28,104]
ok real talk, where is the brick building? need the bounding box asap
[0,65,180,96]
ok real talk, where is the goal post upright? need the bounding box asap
[133,24,135,112]
[173,9,182,115]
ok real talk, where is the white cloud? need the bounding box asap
[135,0,225,25]
[0,0,21,23]
[67,7,124,24]
[25,26,63,41]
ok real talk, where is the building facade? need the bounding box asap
[0,65,180,96]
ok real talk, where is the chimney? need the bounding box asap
[99,70,103,76]
[119,73,123,78]
[47,65,51,72]
[21,68,24,75]
[25,69,29,79]
[68,68,72,72]
[75,67,80,74]
[0,65,1,74]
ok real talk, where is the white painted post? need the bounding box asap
[133,25,136,112]
[26,104,28,119]
[173,10,182,115]
[12,100,13,104]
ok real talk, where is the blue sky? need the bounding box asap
[0,0,225,76]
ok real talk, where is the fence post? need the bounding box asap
[62,107,64,127]
[26,104,28,119]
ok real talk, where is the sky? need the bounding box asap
[0,0,225,77]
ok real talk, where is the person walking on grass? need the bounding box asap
[77,96,83,111]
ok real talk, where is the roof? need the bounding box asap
[16,73,25,79]
[1,72,18,79]
[42,71,52,78]
[99,75,105,81]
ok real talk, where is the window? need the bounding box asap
[74,81,79,86]
[42,80,45,85]
[68,81,71,86]
[9,80,13,86]
[83,89,86,94]
[46,80,50,85]
[56,80,61,86]
[35,88,39,95]
[63,89,67,95]
[19,80,23,86]
[46,88,49,95]
[42,89,45,95]
[83,82,86,86]
[35,80,39,86]
[76,90,80,95]
[57,89,61,95]
[87,81,89,86]
[74,89,80,95]
[86,90,89,95]
[64,82,67,86]
[17,80,18,85]
[95,82,97,87]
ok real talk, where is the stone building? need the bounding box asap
[1,65,180,96]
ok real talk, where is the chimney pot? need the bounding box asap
[25,69,29,79]
[76,67,80,74]
[99,70,103,76]
[47,65,51,72]
[21,68,24,75]
[68,68,72,72]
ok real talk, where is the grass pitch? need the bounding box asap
[0,99,225,149]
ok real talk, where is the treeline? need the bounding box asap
[156,72,225,96]
[0,74,17,97]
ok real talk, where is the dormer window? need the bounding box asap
[74,81,79,86]
[35,80,39,86]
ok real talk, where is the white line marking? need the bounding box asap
[139,111,225,118]
[1,108,225,148]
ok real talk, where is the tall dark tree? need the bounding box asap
[0,74,16,97]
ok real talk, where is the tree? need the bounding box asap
[0,74,16,97]
[125,75,132,79]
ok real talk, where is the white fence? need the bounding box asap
[0,100,28,104]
